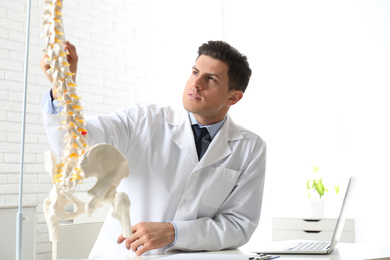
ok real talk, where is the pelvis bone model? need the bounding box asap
[41,0,131,258]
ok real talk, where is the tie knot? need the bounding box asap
[192,124,209,141]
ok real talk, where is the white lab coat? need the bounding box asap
[42,102,266,258]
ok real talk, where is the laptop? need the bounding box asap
[256,176,357,255]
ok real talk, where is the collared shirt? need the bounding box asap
[189,112,226,140]
[43,89,63,115]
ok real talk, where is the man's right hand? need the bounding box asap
[40,41,78,100]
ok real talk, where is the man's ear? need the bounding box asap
[227,90,243,106]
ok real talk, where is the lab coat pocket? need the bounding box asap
[200,167,240,215]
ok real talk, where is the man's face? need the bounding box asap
[182,55,242,125]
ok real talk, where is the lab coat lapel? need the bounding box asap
[195,115,243,171]
[166,108,198,165]
[166,110,243,169]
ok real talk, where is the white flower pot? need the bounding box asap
[308,197,325,218]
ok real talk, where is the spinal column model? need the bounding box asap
[41,0,131,258]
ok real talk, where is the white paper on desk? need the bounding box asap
[155,253,251,260]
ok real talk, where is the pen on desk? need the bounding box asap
[261,253,280,259]
[248,256,272,260]
[249,255,280,260]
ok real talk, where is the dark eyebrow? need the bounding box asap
[192,66,221,80]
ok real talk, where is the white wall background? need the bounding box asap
[1,0,389,259]
[222,0,390,247]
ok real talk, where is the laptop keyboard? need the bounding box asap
[288,241,329,251]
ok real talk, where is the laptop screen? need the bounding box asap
[328,176,357,252]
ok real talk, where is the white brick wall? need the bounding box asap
[1,0,225,259]
[0,0,149,259]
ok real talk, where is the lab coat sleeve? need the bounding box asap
[83,109,134,156]
[41,92,137,157]
[170,138,266,251]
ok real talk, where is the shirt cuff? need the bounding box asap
[168,220,190,250]
[42,89,63,115]
[168,221,178,247]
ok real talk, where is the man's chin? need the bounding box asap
[182,102,197,114]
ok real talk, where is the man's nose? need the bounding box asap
[192,76,203,89]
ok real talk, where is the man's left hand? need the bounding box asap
[117,222,175,256]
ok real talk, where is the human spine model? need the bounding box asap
[42,0,86,197]
[41,1,131,259]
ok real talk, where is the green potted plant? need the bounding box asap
[306,165,339,218]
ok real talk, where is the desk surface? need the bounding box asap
[246,242,390,260]
[72,243,390,260]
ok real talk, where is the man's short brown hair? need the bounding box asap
[197,41,252,93]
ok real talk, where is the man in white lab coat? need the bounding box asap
[41,40,266,257]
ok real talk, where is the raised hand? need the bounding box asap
[40,40,78,99]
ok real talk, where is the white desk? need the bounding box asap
[247,243,390,260]
[244,243,390,260]
[69,243,390,260]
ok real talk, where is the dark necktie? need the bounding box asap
[192,124,211,160]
